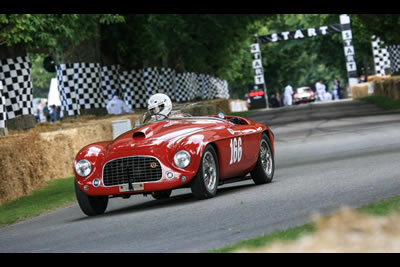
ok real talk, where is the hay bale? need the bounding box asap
[0,133,48,204]
[0,113,139,205]
[350,82,370,98]
[373,76,400,100]
[367,75,391,82]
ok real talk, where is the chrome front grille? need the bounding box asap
[102,156,162,186]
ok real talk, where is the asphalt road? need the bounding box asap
[1,99,400,252]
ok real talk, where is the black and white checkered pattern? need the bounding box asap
[371,38,391,76]
[143,67,160,100]
[56,64,79,116]
[0,81,5,128]
[215,78,229,99]
[119,69,147,109]
[0,56,33,120]
[56,63,105,116]
[73,63,104,110]
[208,76,219,100]
[175,72,194,102]
[201,75,210,100]
[159,68,176,101]
[101,65,121,103]
[388,45,400,74]
[57,63,229,113]
[195,74,205,99]
[189,72,198,101]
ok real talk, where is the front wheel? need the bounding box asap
[191,145,219,199]
[74,180,108,216]
[251,133,274,185]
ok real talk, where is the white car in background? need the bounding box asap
[294,86,315,104]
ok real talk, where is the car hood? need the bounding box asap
[107,118,226,153]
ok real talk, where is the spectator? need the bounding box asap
[42,102,51,122]
[106,90,133,115]
[334,78,344,99]
[315,80,326,101]
[50,105,58,123]
[283,84,294,106]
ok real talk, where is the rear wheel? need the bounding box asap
[251,133,274,185]
[191,145,219,199]
[74,180,108,216]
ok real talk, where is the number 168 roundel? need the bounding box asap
[73,102,275,216]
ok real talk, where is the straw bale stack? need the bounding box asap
[0,114,138,205]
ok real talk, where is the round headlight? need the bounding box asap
[75,159,92,177]
[174,151,191,169]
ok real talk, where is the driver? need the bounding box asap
[147,93,173,121]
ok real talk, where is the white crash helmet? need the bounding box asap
[148,93,172,117]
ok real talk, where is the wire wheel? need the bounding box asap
[260,139,273,176]
[203,151,217,191]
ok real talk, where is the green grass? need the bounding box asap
[0,177,76,226]
[359,195,400,216]
[212,223,315,253]
[212,194,400,253]
[359,95,400,112]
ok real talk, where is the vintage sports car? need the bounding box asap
[74,95,275,216]
[294,86,315,104]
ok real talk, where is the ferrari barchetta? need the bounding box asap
[74,94,275,216]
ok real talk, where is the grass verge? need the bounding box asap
[358,95,400,112]
[0,177,76,227]
[212,195,400,253]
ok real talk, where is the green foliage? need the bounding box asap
[352,14,400,46]
[0,14,124,56]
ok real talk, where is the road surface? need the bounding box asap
[1,99,400,252]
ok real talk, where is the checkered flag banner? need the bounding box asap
[208,76,219,100]
[73,63,104,110]
[215,78,229,99]
[175,72,195,102]
[388,45,400,74]
[56,63,105,116]
[57,63,230,114]
[143,67,160,100]
[0,81,5,129]
[0,56,33,120]
[119,69,147,109]
[159,68,176,101]
[56,64,78,116]
[371,37,391,76]
[101,65,121,103]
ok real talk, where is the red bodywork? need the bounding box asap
[74,115,274,197]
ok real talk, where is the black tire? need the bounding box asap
[251,133,274,185]
[74,180,108,216]
[151,190,172,200]
[191,145,219,199]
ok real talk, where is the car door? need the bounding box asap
[217,123,259,179]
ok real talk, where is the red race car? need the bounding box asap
[74,94,275,216]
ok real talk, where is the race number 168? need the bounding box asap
[229,137,242,165]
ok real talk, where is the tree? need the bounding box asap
[351,14,400,46]
[0,14,125,62]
